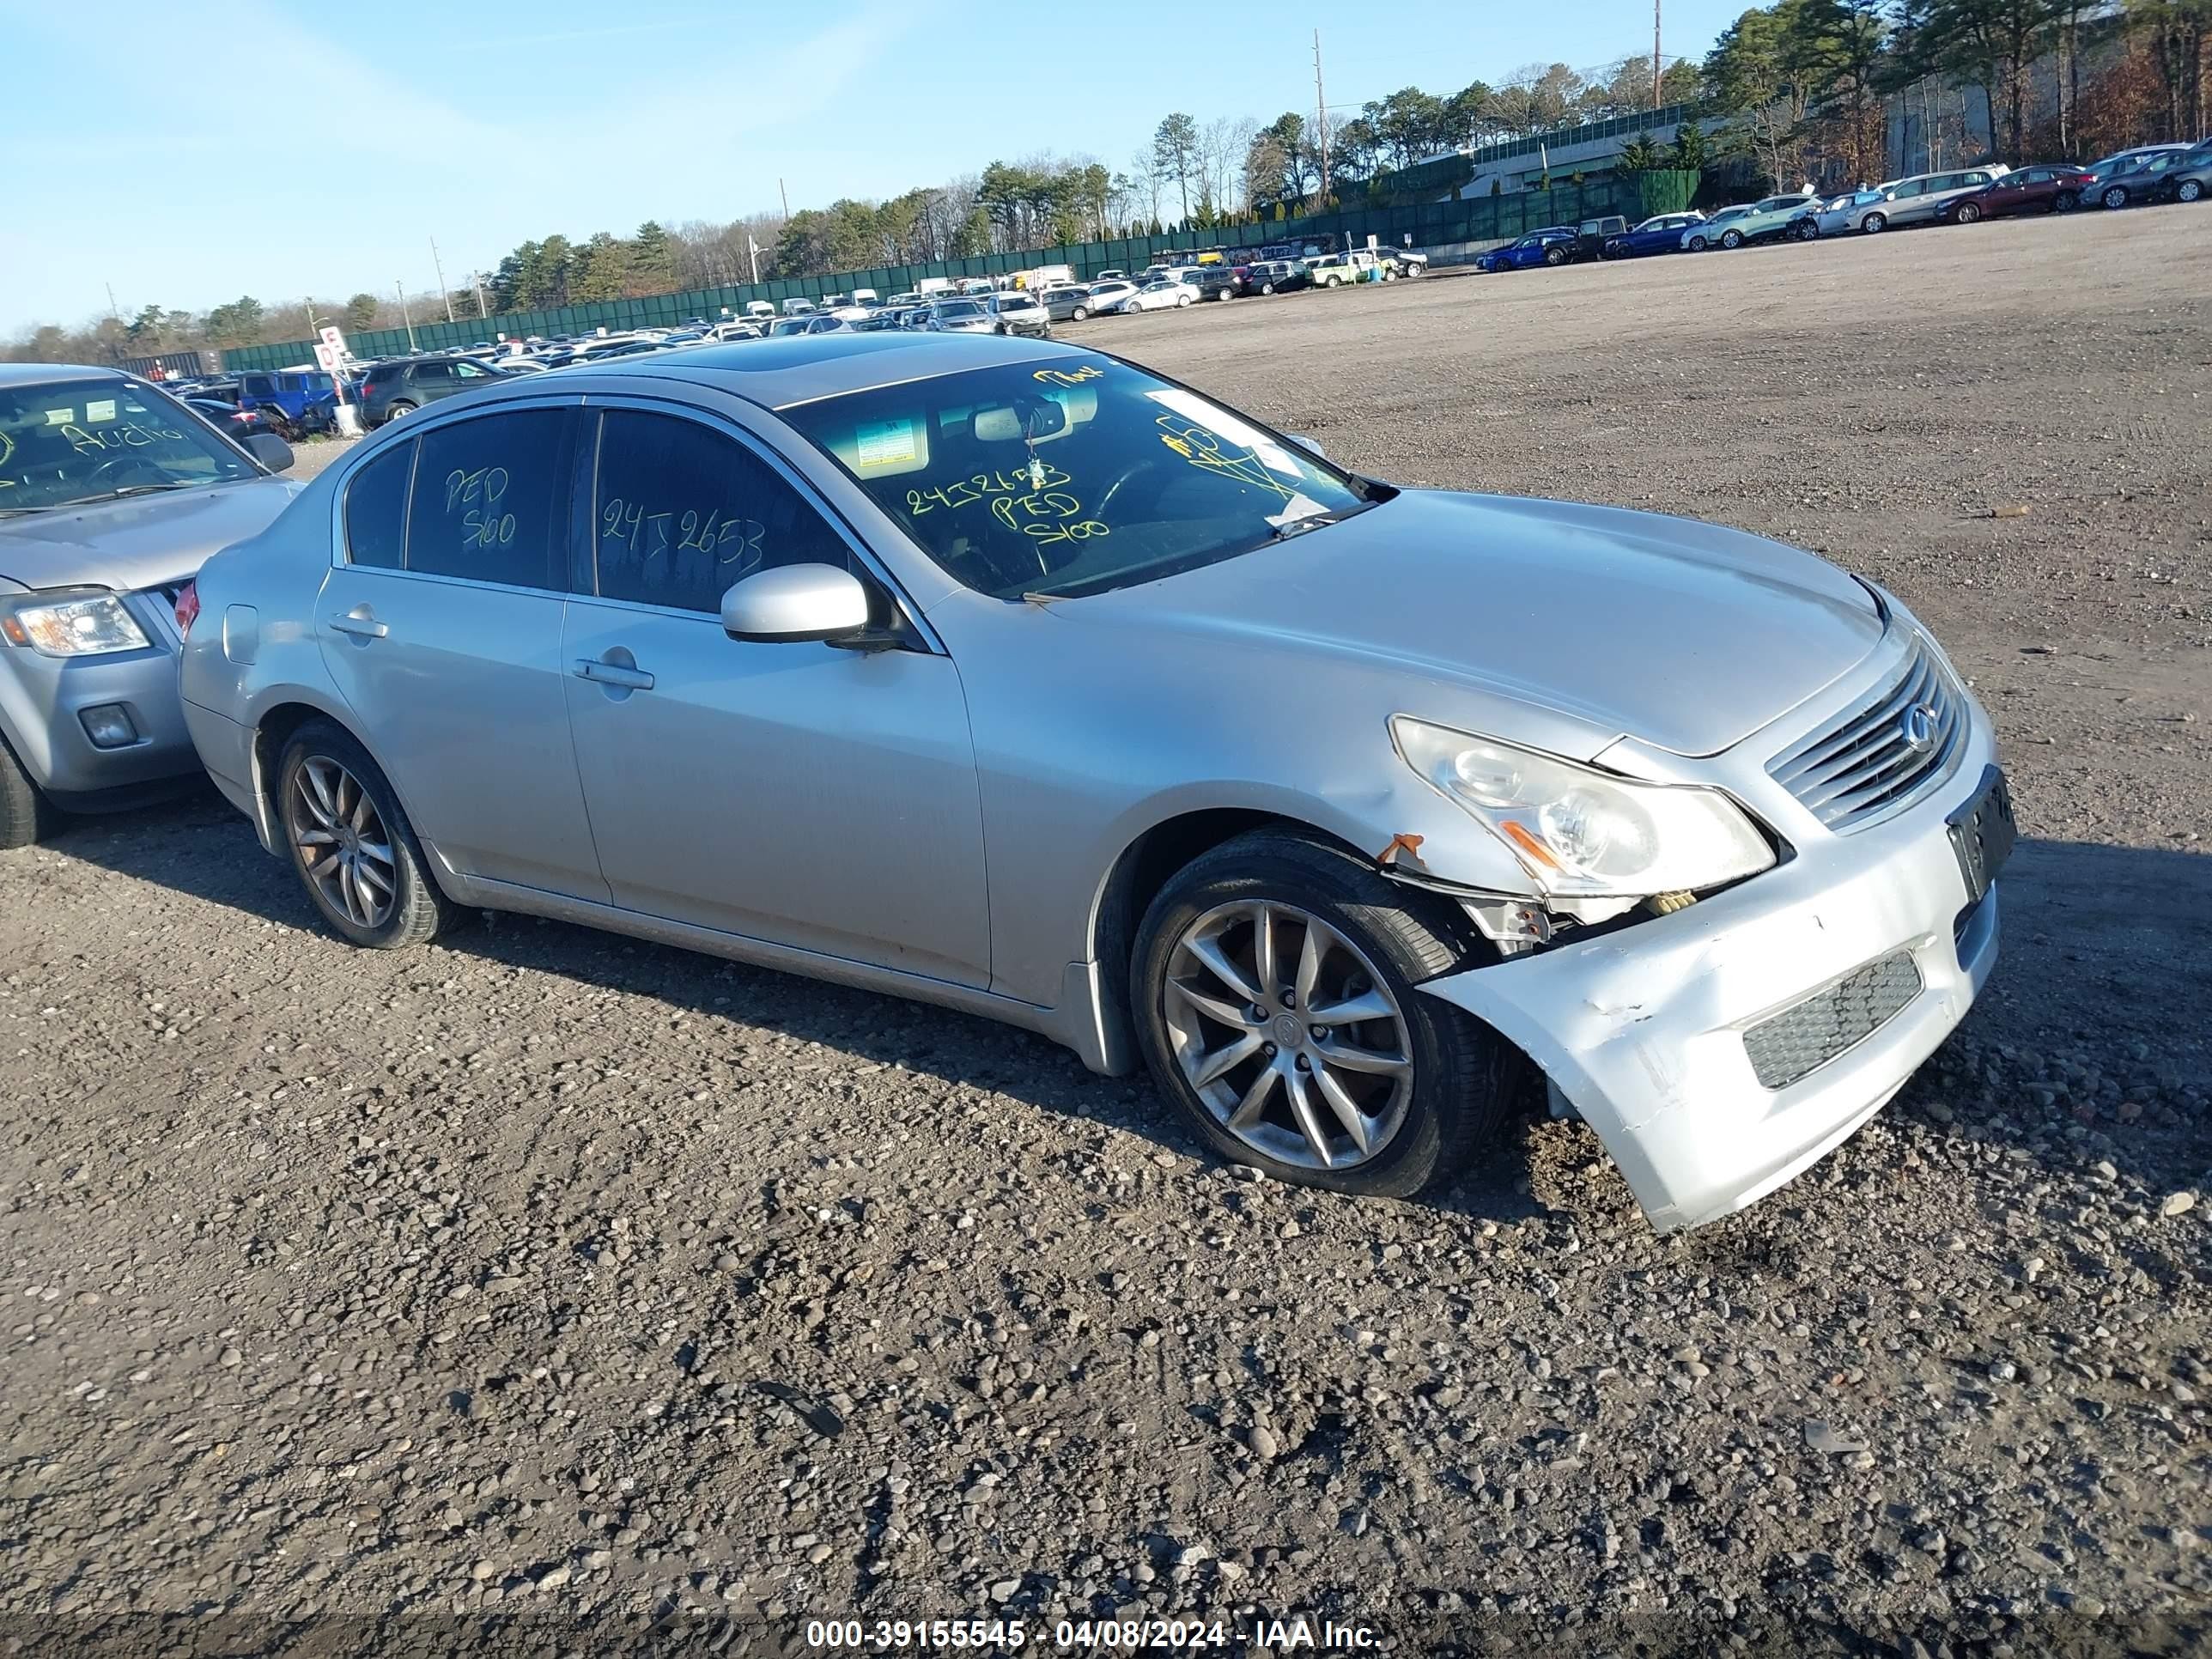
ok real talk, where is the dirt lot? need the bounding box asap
[4,209,2209,1656]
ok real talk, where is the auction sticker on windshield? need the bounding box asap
[854,417,921,473]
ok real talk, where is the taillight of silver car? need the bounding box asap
[174,580,200,638]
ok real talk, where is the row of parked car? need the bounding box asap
[334,249,1433,425]
[1474,136,2212,273]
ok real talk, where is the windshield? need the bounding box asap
[781,355,1382,600]
[0,377,258,512]
[934,301,984,319]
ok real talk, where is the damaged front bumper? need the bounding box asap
[1419,741,2002,1232]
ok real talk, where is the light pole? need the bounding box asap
[396,281,417,353]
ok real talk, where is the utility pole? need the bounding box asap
[396,281,417,353]
[779,177,791,218]
[471,270,489,321]
[1654,0,1663,111]
[430,236,454,323]
[1312,28,1331,201]
[746,234,763,285]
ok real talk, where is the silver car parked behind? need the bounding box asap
[179,335,2008,1233]
[1857,167,2005,232]
[0,364,301,846]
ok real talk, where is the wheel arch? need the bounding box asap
[249,694,451,894]
[1082,805,1495,1077]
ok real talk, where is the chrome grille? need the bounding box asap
[1767,635,1966,832]
[1742,951,1923,1091]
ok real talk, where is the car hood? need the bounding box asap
[1073,489,1885,758]
[0,476,303,593]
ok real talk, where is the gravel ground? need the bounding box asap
[3,208,2209,1657]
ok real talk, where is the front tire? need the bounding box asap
[277,721,451,950]
[1721,228,1744,249]
[1862,212,1887,234]
[0,734,53,850]
[1686,235,1707,252]
[1795,219,1820,240]
[1543,245,1568,266]
[2053,189,2079,211]
[1955,202,1982,224]
[1132,830,1519,1198]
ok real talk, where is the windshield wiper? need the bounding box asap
[56,482,197,507]
[1264,502,1368,543]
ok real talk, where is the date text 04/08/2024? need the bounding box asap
[802,1616,1383,1650]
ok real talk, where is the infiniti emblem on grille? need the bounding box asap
[1900,702,1939,753]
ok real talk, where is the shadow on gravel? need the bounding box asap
[47,799,2212,1226]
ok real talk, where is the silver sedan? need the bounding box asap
[178,335,2006,1231]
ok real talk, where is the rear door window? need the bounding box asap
[344,441,415,569]
[401,409,573,589]
[587,409,850,614]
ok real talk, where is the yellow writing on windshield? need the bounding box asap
[1156,416,1297,502]
[989,489,1109,550]
[1030,365,1103,388]
[906,464,1071,517]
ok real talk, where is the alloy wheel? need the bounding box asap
[1958,203,1980,223]
[289,756,398,931]
[2181,180,2203,204]
[1162,900,1413,1172]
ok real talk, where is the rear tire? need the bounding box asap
[1720,228,1744,249]
[1131,830,1520,1198]
[0,734,53,850]
[1072,306,1089,320]
[383,400,416,422]
[276,721,452,951]
[1686,235,1707,252]
[1543,245,1568,265]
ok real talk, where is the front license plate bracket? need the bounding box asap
[1947,764,2016,905]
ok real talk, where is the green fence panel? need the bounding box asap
[223,174,1650,372]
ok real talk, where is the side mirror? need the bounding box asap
[244,431,294,472]
[720,563,870,644]
[1285,433,1328,460]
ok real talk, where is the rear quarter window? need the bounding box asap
[344,441,414,569]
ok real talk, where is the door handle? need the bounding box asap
[329,611,387,639]
[573,658,655,690]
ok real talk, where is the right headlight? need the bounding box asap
[1391,716,1777,899]
[1,591,152,658]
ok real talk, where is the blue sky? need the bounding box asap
[2,0,1745,335]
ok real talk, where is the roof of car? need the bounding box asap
[466,333,1088,412]
[0,362,146,389]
